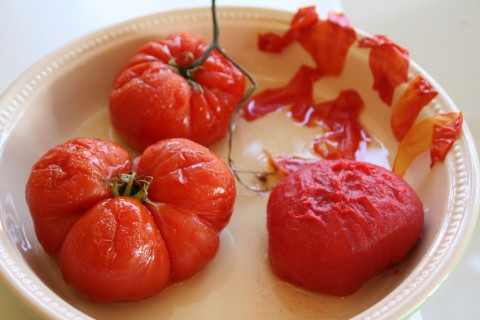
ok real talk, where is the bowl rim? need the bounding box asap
[0,5,478,320]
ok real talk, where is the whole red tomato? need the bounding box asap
[109,32,246,151]
[25,137,236,302]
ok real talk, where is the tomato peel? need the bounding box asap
[265,151,314,176]
[258,6,318,53]
[392,112,462,177]
[258,7,356,76]
[243,65,323,121]
[359,35,410,106]
[391,75,438,140]
[298,12,357,76]
[296,89,367,160]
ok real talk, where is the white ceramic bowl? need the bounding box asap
[0,6,478,320]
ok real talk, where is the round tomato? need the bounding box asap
[25,137,236,302]
[109,32,246,151]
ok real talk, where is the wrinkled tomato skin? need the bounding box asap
[109,32,246,151]
[26,137,236,301]
[146,203,219,282]
[267,160,424,296]
[136,138,236,231]
[60,197,171,302]
[136,138,236,282]
[25,138,132,258]
[110,62,192,151]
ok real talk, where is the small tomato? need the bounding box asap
[109,32,246,151]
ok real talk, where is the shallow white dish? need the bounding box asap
[0,6,478,320]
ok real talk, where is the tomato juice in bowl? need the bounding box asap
[0,5,478,320]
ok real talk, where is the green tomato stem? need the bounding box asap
[182,0,268,192]
[104,173,153,204]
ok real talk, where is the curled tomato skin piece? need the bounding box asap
[391,76,438,141]
[258,7,356,76]
[298,12,357,76]
[258,6,318,53]
[243,65,323,121]
[431,112,463,165]
[109,32,246,151]
[60,197,171,302]
[25,138,132,258]
[293,89,367,160]
[265,151,313,176]
[392,112,462,177]
[359,35,410,106]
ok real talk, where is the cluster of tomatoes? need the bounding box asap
[26,5,463,303]
[26,32,245,302]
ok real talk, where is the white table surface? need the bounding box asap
[1,0,479,319]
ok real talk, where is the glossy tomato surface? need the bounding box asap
[267,160,424,296]
[25,137,236,302]
[137,138,236,281]
[60,197,171,302]
[25,138,132,258]
[109,32,246,151]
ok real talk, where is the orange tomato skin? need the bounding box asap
[60,197,171,302]
[109,32,246,151]
[25,138,132,258]
[267,160,424,296]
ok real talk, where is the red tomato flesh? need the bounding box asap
[267,160,424,296]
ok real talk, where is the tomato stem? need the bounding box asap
[181,0,264,192]
[104,173,153,203]
[179,0,258,99]
[208,0,264,192]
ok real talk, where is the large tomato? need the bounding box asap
[25,137,236,302]
[109,32,246,151]
[267,159,424,296]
